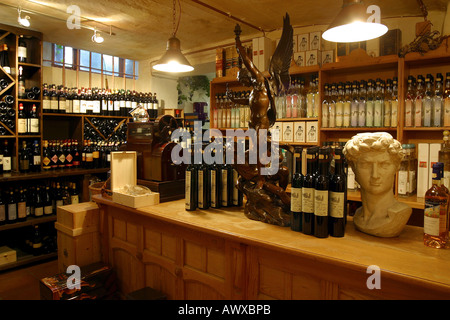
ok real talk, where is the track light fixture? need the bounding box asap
[92,28,104,43]
[18,7,30,27]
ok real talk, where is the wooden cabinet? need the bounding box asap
[94,195,450,300]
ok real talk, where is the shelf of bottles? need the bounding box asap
[42,83,160,119]
[212,90,250,130]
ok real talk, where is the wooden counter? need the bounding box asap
[93,195,450,300]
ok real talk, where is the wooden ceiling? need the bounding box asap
[0,0,447,62]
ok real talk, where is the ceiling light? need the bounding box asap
[322,0,388,43]
[153,0,193,73]
[92,29,104,43]
[18,8,30,27]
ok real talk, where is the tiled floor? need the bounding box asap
[0,258,58,300]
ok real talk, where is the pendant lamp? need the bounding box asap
[153,0,193,73]
[322,0,388,43]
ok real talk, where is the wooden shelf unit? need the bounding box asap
[210,41,450,210]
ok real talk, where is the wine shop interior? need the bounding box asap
[0,0,450,302]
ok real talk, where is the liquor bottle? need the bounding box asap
[321,84,329,128]
[19,140,30,173]
[232,167,243,207]
[335,83,344,128]
[209,149,222,209]
[343,82,351,127]
[383,79,392,127]
[433,73,444,127]
[73,88,81,114]
[306,75,315,118]
[43,185,53,215]
[32,225,43,256]
[414,75,425,127]
[6,189,17,223]
[18,103,28,134]
[17,188,27,222]
[439,131,450,190]
[290,147,303,232]
[423,74,434,127]
[50,141,58,170]
[34,186,44,217]
[405,76,415,127]
[55,182,64,208]
[185,146,197,211]
[58,85,66,113]
[398,144,410,197]
[42,140,51,171]
[374,78,383,127]
[70,183,80,204]
[85,140,94,169]
[18,35,27,63]
[314,147,330,238]
[302,147,317,235]
[444,73,450,127]
[358,80,367,127]
[197,148,210,210]
[221,162,233,207]
[57,141,66,169]
[2,140,11,173]
[50,84,59,113]
[0,44,11,74]
[93,89,101,115]
[28,104,39,134]
[62,184,70,205]
[0,191,5,225]
[18,66,26,99]
[329,147,347,237]
[328,83,336,128]
[350,81,359,127]
[424,162,449,248]
[286,79,294,118]
[43,84,51,113]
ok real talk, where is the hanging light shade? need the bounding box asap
[322,0,388,43]
[153,36,193,72]
[153,0,194,73]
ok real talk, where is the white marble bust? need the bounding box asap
[343,132,412,237]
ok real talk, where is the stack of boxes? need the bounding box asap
[293,31,334,67]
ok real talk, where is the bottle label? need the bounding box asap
[290,187,302,213]
[66,154,73,164]
[59,154,65,163]
[185,171,191,209]
[198,171,204,207]
[329,103,336,128]
[391,100,398,127]
[30,118,39,133]
[398,171,408,195]
[335,102,343,127]
[114,101,120,111]
[93,101,101,113]
[18,202,26,219]
[210,171,216,206]
[44,205,53,215]
[314,189,328,217]
[8,204,16,220]
[80,100,87,113]
[343,102,350,127]
[3,157,11,171]
[415,99,422,126]
[383,101,391,127]
[433,98,442,127]
[71,195,79,204]
[423,99,432,126]
[373,101,382,127]
[424,203,445,236]
[0,206,5,222]
[329,191,345,218]
[302,187,314,213]
[43,157,51,167]
[18,118,27,133]
[56,200,63,207]
[18,47,27,59]
[108,101,114,112]
[51,99,58,111]
[222,169,228,205]
[405,100,413,126]
[366,101,374,127]
[73,100,80,113]
[444,98,450,126]
[86,153,93,162]
[93,151,100,159]
[351,101,358,127]
[358,102,366,127]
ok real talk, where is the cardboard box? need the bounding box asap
[282,122,294,142]
[306,121,318,143]
[294,52,305,67]
[298,33,309,51]
[0,246,16,266]
[417,143,429,198]
[429,143,441,190]
[294,121,306,143]
[270,122,282,141]
[306,50,320,66]
[321,50,334,65]
[258,37,274,71]
[111,151,160,208]
[309,31,322,50]
[252,37,259,71]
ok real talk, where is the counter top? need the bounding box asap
[93,195,450,291]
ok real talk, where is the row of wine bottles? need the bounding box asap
[0,95,15,133]
[0,179,80,225]
[185,146,243,211]
[84,118,127,142]
[290,146,347,238]
[43,83,160,118]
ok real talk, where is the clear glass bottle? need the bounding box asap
[292,78,299,118]
[444,72,450,127]
[314,75,320,118]
[408,143,417,196]
[414,75,425,127]
[350,81,359,127]
[405,76,415,127]
[384,79,392,127]
[328,83,336,128]
[365,79,374,127]
[335,83,344,128]
[343,82,351,128]
[433,73,444,127]
[374,79,383,127]
[391,77,399,127]
[398,144,410,197]
[306,75,315,118]
[321,83,329,128]
[423,74,434,127]
[439,130,450,190]
[358,80,366,127]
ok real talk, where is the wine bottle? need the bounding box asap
[58,85,66,113]
[65,140,73,168]
[329,147,347,237]
[42,140,51,171]
[70,182,79,204]
[28,104,39,134]
[43,84,51,113]
[2,140,12,173]
[18,103,28,134]
[6,189,17,223]
[50,141,58,170]
[290,147,303,232]
[197,148,210,210]
[209,149,222,209]
[32,225,43,256]
[221,163,233,207]
[232,168,243,206]
[313,147,330,238]
[302,147,316,235]
[62,184,70,205]
[73,88,81,114]
[43,185,53,215]
[19,140,30,173]
[24,187,31,218]
[0,44,11,74]
[50,84,58,113]
[17,188,27,222]
[92,141,100,169]
[185,146,197,211]
[18,35,27,63]
[18,66,26,99]
[0,191,5,225]
[34,186,44,217]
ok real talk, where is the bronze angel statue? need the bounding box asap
[227,13,294,227]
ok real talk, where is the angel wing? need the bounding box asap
[268,13,294,95]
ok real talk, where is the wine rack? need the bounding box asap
[84,117,128,142]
